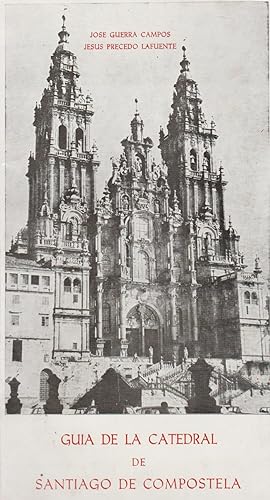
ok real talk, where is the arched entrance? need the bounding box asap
[39,369,52,402]
[126,305,160,362]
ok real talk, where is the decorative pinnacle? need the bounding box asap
[58,10,69,45]
[180,46,190,74]
[254,255,262,275]
[228,215,232,227]
[135,98,139,114]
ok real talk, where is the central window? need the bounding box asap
[135,217,149,240]
[135,251,150,282]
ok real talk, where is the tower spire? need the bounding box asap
[130,98,144,142]
[180,45,190,74]
[58,12,70,47]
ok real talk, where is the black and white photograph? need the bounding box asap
[4,1,270,416]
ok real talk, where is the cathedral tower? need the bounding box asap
[23,16,100,358]
[26,15,98,261]
[159,47,243,281]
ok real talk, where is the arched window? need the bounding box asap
[135,217,149,239]
[190,149,197,170]
[244,291,250,304]
[103,303,111,335]
[40,370,50,402]
[251,292,258,305]
[64,277,71,293]
[203,151,211,172]
[73,278,81,293]
[66,217,79,240]
[59,125,67,150]
[136,251,150,282]
[75,128,83,151]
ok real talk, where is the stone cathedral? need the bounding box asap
[6,17,269,407]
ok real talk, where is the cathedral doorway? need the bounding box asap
[104,340,112,357]
[127,305,160,362]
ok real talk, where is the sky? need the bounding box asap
[5,1,269,274]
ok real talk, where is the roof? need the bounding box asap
[73,368,141,412]
[5,254,52,271]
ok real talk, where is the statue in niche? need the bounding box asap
[122,195,129,211]
[134,155,143,175]
[204,232,214,257]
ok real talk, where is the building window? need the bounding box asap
[41,315,49,327]
[251,292,258,305]
[73,278,81,293]
[135,218,149,239]
[59,125,67,149]
[73,342,78,350]
[73,294,78,303]
[42,296,49,306]
[103,303,111,336]
[64,277,71,293]
[42,276,50,288]
[31,275,39,285]
[12,295,20,304]
[11,314,19,326]
[12,339,22,362]
[190,149,197,170]
[244,291,250,304]
[75,127,84,151]
[10,273,18,285]
[136,251,150,282]
[21,274,29,285]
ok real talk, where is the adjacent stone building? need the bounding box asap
[6,17,269,407]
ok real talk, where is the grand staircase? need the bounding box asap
[131,358,257,405]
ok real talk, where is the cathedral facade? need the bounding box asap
[6,17,269,407]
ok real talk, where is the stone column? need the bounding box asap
[186,178,190,218]
[71,160,76,187]
[141,322,145,356]
[194,181,198,214]
[82,269,89,310]
[59,159,65,198]
[170,287,179,361]
[170,288,177,342]
[53,318,61,351]
[190,286,199,356]
[81,165,86,199]
[96,281,103,339]
[96,281,105,356]
[91,164,99,213]
[168,226,175,282]
[49,156,55,210]
[55,270,61,309]
[119,284,128,357]
[212,184,217,217]
[85,117,91,151]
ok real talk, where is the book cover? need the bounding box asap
[1,1,270,499]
